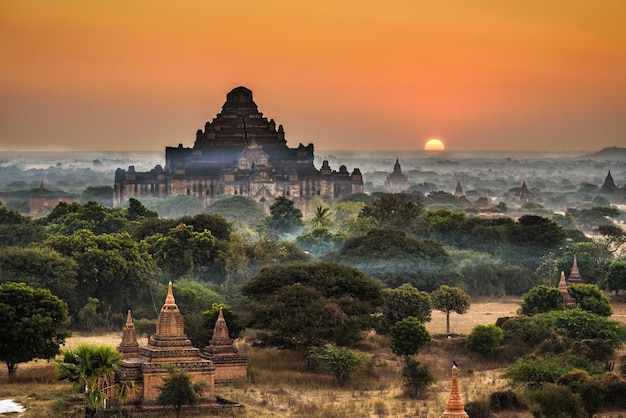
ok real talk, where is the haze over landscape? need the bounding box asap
[1,1,625,152]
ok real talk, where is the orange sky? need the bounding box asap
[1,0,625,151]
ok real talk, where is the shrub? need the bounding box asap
[467,324,504,356]
[489,390,525,411]
[309,345,366,386]
[528,384,585,418]
[464,398,490,418]
[401,357,434,398]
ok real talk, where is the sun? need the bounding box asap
[425,138,445,151]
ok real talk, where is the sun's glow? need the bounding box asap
[425,138,445,151]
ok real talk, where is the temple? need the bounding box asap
[558,271,576,306]
[567,256,584,285]
[114,87,363,212]
[202,307,248,383]
[113,283,240,412]
[514,180,536,201]
[440,364,469,418]
[384,158,409,191]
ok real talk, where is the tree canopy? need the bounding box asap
[0,282,70,381]
[380,283,432,333]
[431,285,471,335]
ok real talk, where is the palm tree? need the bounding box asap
[312,206,332,228]
[57,343,135,418]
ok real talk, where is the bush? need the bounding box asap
[489,390,525,411]
[401,357,434,398]
[464,398,490,418]
[309,345,366,386]
[467,324,504,356]
[528,384,585,418]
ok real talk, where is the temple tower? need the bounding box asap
[567,256,584,285]
[202,307,248,383]
[558,271,576,306]
[440,364,469,418]
[384,158,409,191]
[602,170,618,192]
[118,310,140,358]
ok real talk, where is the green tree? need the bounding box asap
[38,201,129,235]
[46,229,158,319]
[402,357,434,398]
[156,366,210,418]
[241,262,384,348]
[295,227,345,257]
[389,316,432,358]
[359,192,424,232]
[0,205,46,247]
[79,186,114,207]
[263,196,304,235]
[0,282,70,382]
[125,197,158,221]
[503,358,567,388]
[567,283,612,316]
[0,246,79,313]
[380,283,432,333]
[431,285,471,336]
[57,343,133,418]
[467,324,504,356]
[519,285,565,316]
[311,206,333,228]
[606,260,626,295]
[309,345,366,386]
[593,224,626,259]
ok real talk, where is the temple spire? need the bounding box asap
[440,365,469,417]
[164,281,176,307]
[568,256,584,284]
[118,310,140,357]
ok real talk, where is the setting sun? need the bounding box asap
[425,138,445,151]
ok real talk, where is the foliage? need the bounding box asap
[606,259,626,295]
[389,316,431,357]
[309,345,366,385]
[593,223,626,258]
[0,282,70,381]
[328,228,457,291]
[567,283,612,316]
[147,223,217,279]
[207,196,265,226]
[401,357,434,398]
[46,229,158,320]
[566,206,622,232]
[534,309,626,347]
[125,197,158,221]
[156,366,210,418]
[141,195,206,218]
[295,227,345,257]
[37,201,129,235]
[79,185,114,207]
[263,196,304,235]
[359,192,424,232]
[241,262,384,348]
[467,324,504,356]
[310,205,333,228]
[518,285,565,316]
[431,285,471,335]
[380,283,432,333]
[527,384,585,418]
[459,257,540,297]
[0,246,79,313]
[57,343,132,418]
[0,205,47,247]
[503,358,568,387]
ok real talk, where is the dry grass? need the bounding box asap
[4,299,626,417]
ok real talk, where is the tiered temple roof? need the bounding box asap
[202,307,248,383]
[567,256,584,285]
[558,271,576,306]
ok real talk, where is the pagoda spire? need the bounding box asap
[118,310,140,357]
[164,281,177,308]
[440,365,469,417]
[567,256,584,284]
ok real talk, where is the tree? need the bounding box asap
[157,366,210,418]
[241,262,384,348]
[0,246,79,313]
[518,285,565,316]
[606,260,626,295]
[38,201,129,235]
[503,358,567,388]
[359,192,424,232]
[57,343,132,418]
[79,186,114,207]
[467,324,504,356]
[389,316,432,358]
[263,196,304,235]
[380,283,432,333]
[567,283,612,316]
[0,282,69,382]
[207,196,265,226]
[431,285,471,336]
[402,357,434,398]
[295,227,345,257]
[309,345,366,386]
[311,205,332,228]
[125,197,158,221]
[593,224,626,259]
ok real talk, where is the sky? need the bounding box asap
[1,1,625,152]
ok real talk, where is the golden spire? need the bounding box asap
[440,365,469,418]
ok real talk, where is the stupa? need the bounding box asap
[557,271,576,306]
[384,158,409,191]
[440,364,469,418]
[567,256,584,285]
[202,307,248,383]
[115,283,218,407]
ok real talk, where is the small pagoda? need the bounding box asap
[567,256,584,285]
[201,307,248,383]
[558,271,576,306]
[384,158,409,191]
[440,364,469,418]
[115,283,217,406]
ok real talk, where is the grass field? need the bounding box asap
[2,299,626,417]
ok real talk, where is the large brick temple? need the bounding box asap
[114,86,363,211]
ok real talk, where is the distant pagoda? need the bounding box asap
[384,158,409,191]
